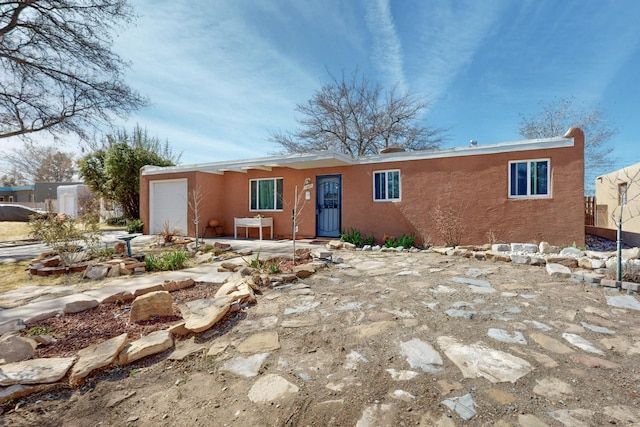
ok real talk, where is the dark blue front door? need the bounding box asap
[316,175,341,237]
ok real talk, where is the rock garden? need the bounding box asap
[0,235,639,426]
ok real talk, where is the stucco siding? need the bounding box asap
[594,161,640,235]
[140,128,584,246]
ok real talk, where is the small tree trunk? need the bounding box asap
[617,213,623,281]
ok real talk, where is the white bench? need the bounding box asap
[234,217,273,240]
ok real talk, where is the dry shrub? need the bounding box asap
[486,229,502,245]
[430,203,466,247]
[608,261,640,284]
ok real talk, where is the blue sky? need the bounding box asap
[112,0,640,178]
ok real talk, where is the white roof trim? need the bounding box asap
[141,135,574,176]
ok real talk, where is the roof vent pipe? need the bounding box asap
[470,140,477,146]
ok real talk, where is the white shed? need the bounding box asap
[57,184,92,218]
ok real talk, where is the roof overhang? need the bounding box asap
[141,151,354,176]
[142,133,576,176]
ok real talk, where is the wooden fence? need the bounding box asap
[585,196,595,226]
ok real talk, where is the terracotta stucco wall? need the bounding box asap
[140,129,584,246]
[594,161,640,234]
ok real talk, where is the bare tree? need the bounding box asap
[270,70,448,157]
[0,165,25,185]
[188,185,206,248]
[2,141,75,182]
[518,97,617,193]
[0,0,147,141]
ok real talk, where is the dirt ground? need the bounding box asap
[1,249,640,427]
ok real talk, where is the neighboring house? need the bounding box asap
[0,185,35,204]
[57,184,92,218]
[139,128,585,247]
[594,161,640,246]
[0,182,84,211]
[57,184,122,221]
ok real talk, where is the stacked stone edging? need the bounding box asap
[325,239,639,294]
[0,257,326,404]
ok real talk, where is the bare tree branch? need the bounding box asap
[270,70,448,157]
[0,0,147,141]
[518,96,617,193]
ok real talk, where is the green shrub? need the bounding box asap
[340,228,375,247]
[126,219,144,234]
[384,233,415,248]
[94,247,117,258]
[106,216,126,226]
[145,250,189,271]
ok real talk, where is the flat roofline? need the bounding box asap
[141,134,574,176]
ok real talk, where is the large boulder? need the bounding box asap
[117,331,173,365]
[0,334,37,364]
[70,333,128,384]
[129,291,173,323]
[180,296,233,333]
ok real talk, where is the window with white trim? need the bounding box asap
[373,170,401,201]
[509,159,550,198]
[250,178,283,211]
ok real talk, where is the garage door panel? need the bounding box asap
[150,179,188,235]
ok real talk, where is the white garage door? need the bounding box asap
[149,179,188,235]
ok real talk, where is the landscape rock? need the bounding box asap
[63,295,99,314]
[248,373,299,403]
[562,333,604,355]
[180,296,233,333]
[162,278,195,292]
[546,263,571,278]
[293,264,315,278]
[442,393,477,420]
[437,336,532,383]
[399,338,443,373]
[312,250,334,261]
[0,319,26,335]
[0,383,58,405]
[84,264,109,280]
[492,244,510,252]
[236,331,280,354]
[570,354,621,369]
[70,333,128,384]
[129,291,173,323]
[621,247,640,260]
[560,247,585,258]
[606,295,640,311]
[168,337,207,360]
[487,328,527,345]
[106,264,120,277]
[485,251,511,262]
[0,357,76,385]
[221,352,270,377]
[0,334,36,364]
[545,256,578,268]
[326,240,343,249]
[533,377,573,399]
[117,330,173,365]
[539,241,560,254]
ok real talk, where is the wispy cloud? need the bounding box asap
[364,0,406,91]
[112,1,320,161]
[406,2,504,103]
